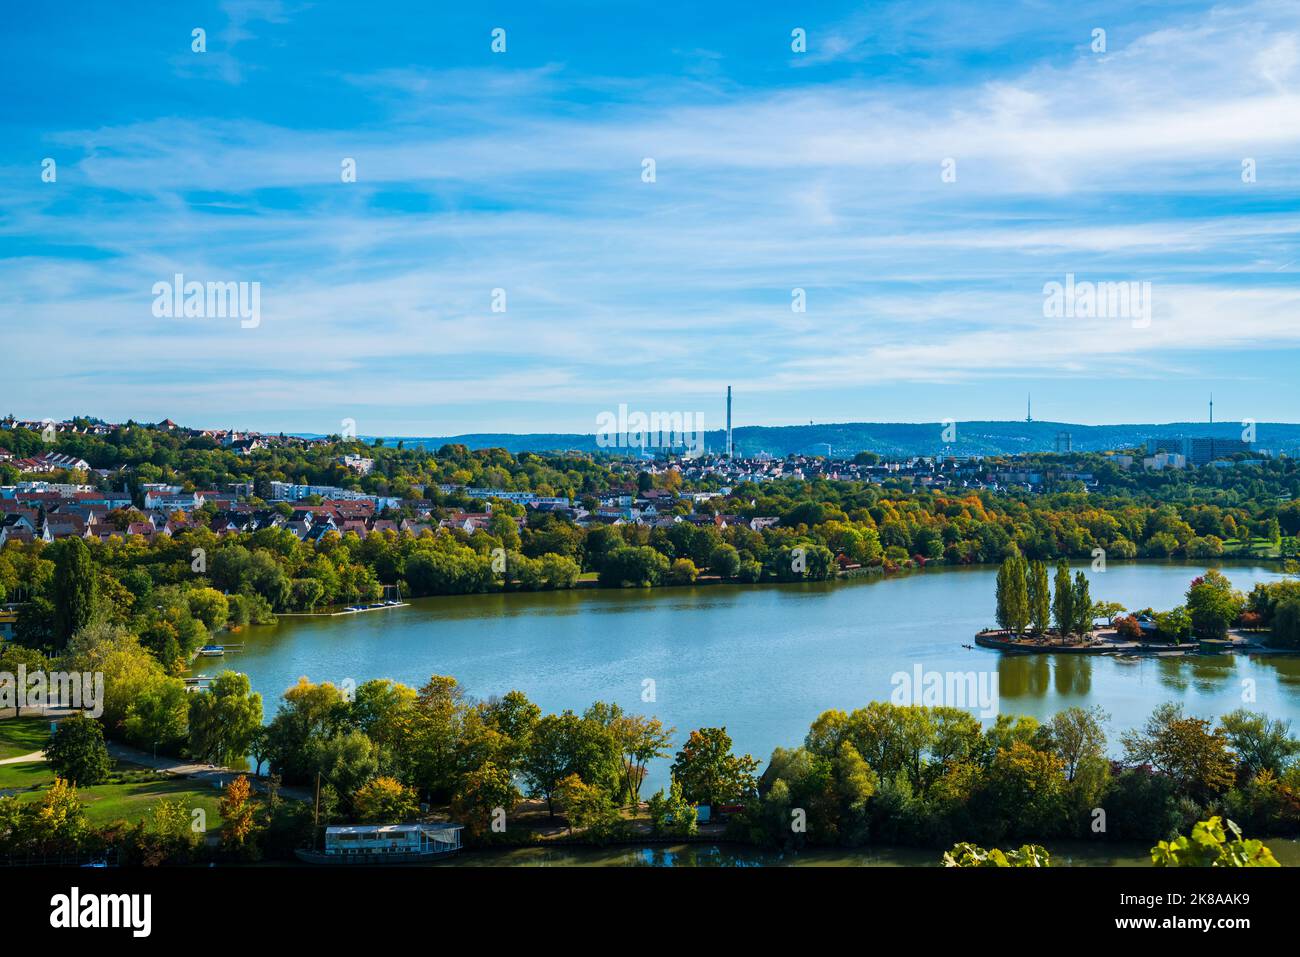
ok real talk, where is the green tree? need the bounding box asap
[611,713,675,805]
[709,544,741,579]
[124,678,190,756]
[1026,560,1051,634]
[647,780,699,836]
[1186,569,1245,638]
[51,538,98,647]
[451,762,520,839]
[1051,561,1074,635]
[1037,705,1108,782]
[43,713,111,786]
[188,671,263,766]
[1071,571,1093,635]
[670,727,760,808]
[995,553,1029,634]
[1217,709,1300,780]
[554,772,621,839]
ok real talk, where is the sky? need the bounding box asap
[1,0,1298,437]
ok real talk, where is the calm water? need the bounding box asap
[214,562,1299,790]
[442,837,1300,867]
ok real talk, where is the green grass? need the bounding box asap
[6,755,235,829]
[0,716,53,760]
[0,759,55,791]
[14,770,229,827]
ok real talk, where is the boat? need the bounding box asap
[197,645,225,657]
[294,823,464,865]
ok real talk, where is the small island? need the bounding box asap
[975,557,1299,656]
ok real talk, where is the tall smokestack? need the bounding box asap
[726,386,733,458]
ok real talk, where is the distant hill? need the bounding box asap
[372,421,1300,459]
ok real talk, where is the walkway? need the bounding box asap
[0,751,44,765]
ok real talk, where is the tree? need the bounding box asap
[1271,597,1300,647]
[1217,709,1300,780]
[353,776,420,824]
[1091,601,1125,626]
[309,730,379,802]
[219,774,257,852]
[1070,571,1092,635]
[28,777,89,853]
[51,538,97,648]
[264,678,349,783]
[451,762,519,839]
[709,544,741,579]
[995,553,1029,634]
[62,624,168,730]
[611,713,675,805]
[521,710,620,818]
[1051,561,1074,635]
[666,558,699,585]
[406,675,469,801]
[554,773,620,838]
[647,780,698,836]
[1026,560,1050,634]
[188,671,263,766]
[522,712,581,818]
[670,727,759,808]
[1186,569,1245,638]
[43,713,111,786]
[1121,703,1236,802]
[1037,706,1108,782]
[124,678,189,756]
[1151,816,1279,867]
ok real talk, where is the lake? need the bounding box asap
[213,560,1299,792]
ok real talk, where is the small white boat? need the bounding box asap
[198,645,225,657]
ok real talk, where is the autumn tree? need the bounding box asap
[219,774,256,851]
[1121,703,1236,802]
[353,776,420,824]
[670,727,759,808]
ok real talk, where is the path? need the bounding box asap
[0,751,44,765]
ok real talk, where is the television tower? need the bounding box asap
[1209,393,1214,425]
[726,386,733,458]
[1026,393,1033,424]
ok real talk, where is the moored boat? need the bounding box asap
[294,823,464,864]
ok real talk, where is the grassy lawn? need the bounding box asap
[0,716,53,760]
[1222,536,1281,558]
[9,760,231,828]
[0,759,55,791]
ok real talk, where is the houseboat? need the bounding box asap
[294,823,464,864]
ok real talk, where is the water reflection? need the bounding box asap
[1052,655,1093,697]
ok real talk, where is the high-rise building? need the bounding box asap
[1146,436,1251,466]
[1054,431,1072,453]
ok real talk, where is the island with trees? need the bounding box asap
[979,555,1300,655]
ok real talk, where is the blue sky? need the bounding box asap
[2,0,1298,436]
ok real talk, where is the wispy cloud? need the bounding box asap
[3,0,1299,432]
